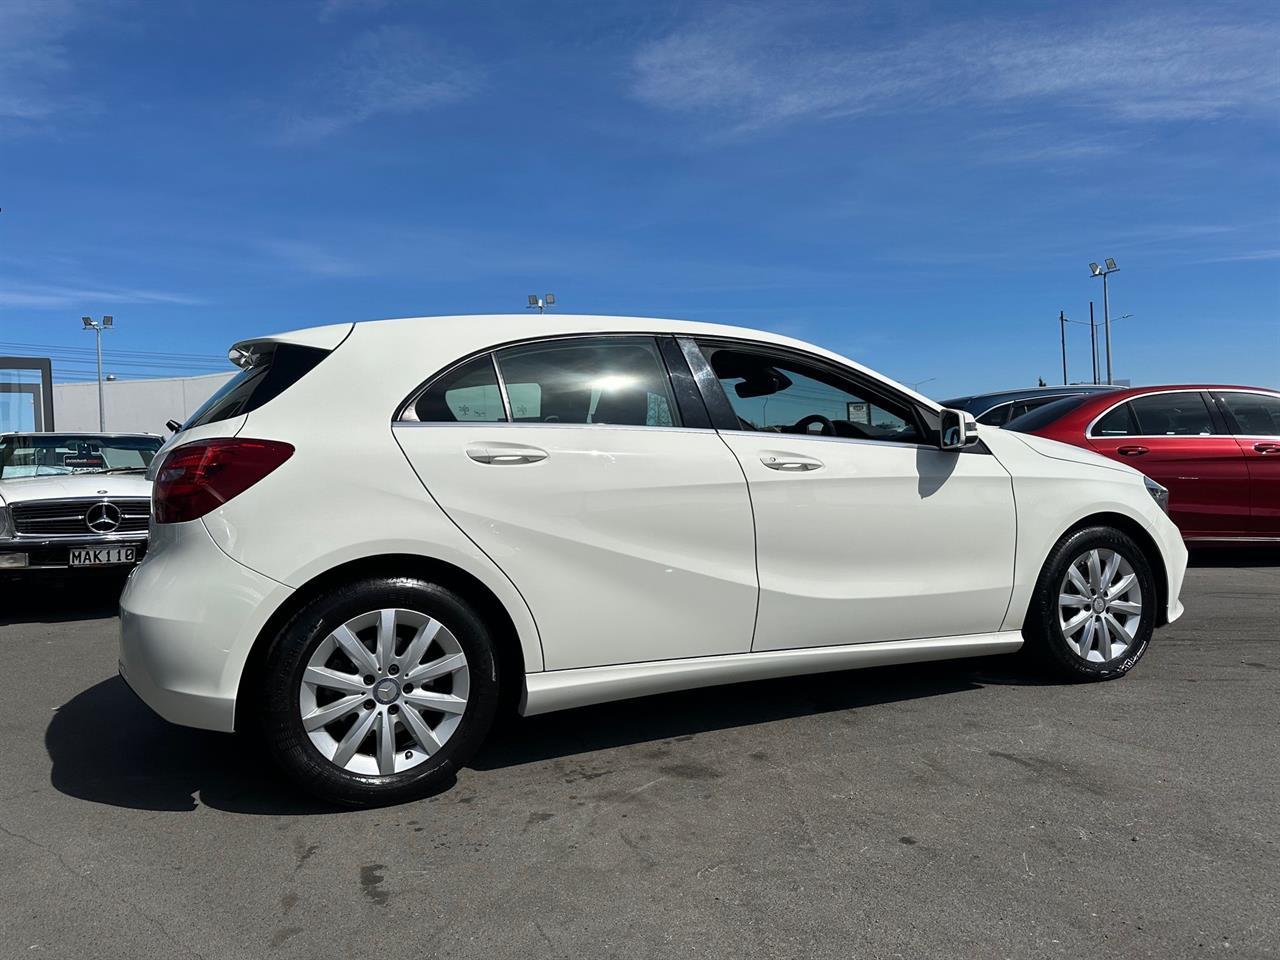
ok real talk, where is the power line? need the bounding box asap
[0,340,225,362]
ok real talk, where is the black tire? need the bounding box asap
[1022,526,1157,681]
[256,577,500,807]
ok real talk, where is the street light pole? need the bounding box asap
[1088,259,1119,385]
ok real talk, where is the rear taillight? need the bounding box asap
[154,439,294,524]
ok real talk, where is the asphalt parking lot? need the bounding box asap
[1,554,1276,960]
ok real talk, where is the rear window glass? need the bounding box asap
[1003,394,1093,433]
[184,344,330,429]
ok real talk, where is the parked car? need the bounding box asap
[941,384,1120,427]
[1005,385,1280,544]
[119,316,1187,806]
[0,432,162,573]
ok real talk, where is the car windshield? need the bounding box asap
[1003,394,1093,433]
[0,434,163,479]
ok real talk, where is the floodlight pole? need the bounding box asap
[1102,271,1114,385]
[95,325,104,430]
[81,315,111,430]
[1059,310,1068,385]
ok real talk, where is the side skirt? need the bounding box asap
[520,631,1024,716]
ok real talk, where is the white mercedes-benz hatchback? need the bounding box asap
[120,315,1187,806]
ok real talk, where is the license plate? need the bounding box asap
[69,546,137,567]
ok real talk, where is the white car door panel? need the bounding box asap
[719,434,1017,649]
[395,425,757,669]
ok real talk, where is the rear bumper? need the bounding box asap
[118,520,293,733]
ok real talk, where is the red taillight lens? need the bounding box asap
[154,438,294,524]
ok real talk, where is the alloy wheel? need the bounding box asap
[298,608,470,776]
[1057,548,1144,663]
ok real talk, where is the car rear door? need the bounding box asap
[1210,390,1280,537]
[392,335,758,670]
[1086,390,1251,539]
[687,338,1017,651]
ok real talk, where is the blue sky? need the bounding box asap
[1,0,1277,397]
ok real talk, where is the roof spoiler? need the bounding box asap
[228,322,354,369]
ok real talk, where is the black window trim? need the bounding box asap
[395,332,704,431]
[681,335,942,450]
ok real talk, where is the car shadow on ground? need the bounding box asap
[0,573,130,626]
[47,654,1041,815]
[1188,546,1279,568]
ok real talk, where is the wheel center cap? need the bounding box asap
[373,678,400,705]
[1092,597,1107,614]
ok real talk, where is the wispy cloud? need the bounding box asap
[1196,249,1280,263]
[317,0,394,21]
[253,238,369,278]
[0,0,80,132]
[280,26,482,142]
[0,281,203,309]
[631,6,1280,135]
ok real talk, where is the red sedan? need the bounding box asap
[1005,385,1280,543]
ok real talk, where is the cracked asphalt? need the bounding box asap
[1,552,1276,959]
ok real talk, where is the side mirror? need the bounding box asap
[938,408,979,450]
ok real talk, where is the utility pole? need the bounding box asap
[1089,301,1098,385]
[1059,310,1068,385]
[1088,259,1119,385]
[81,315,114,430]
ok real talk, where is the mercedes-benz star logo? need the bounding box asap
[85,501,122,533]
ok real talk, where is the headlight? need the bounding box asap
[0,505,13,540]
[1144,476,1170,514]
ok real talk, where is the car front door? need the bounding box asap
[686,339,1017,651]
[1086,391,1251,539]
[1211,390,1280,538]
[392,335,758,670]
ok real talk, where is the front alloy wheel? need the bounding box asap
[1025,526,1157,681]
[1057,548,1144,663]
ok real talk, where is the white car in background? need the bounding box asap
[119,316,1188,806]
[0,432,162,573]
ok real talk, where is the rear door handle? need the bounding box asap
[761,455,824,472]
[1117,445,1149,457]
[466,444,548,465]
[1255,442,1280,454]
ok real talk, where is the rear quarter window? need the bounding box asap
[184,344,330,429]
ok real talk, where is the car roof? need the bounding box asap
[248,314,946,412]
[1016,384,1280,434]
[940,384,1119,412]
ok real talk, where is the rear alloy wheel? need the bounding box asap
[299,608,471,777]
[260,578,499,806]
[1025,527,1157,681]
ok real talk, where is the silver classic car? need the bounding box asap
[0,432,162,572]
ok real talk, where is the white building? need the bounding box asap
[52,372,235,435]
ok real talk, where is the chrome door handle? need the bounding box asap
[761,455,824,472]
[1254,442,1280,454]
[1117,445,1149,457]
[466,445,548,465]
